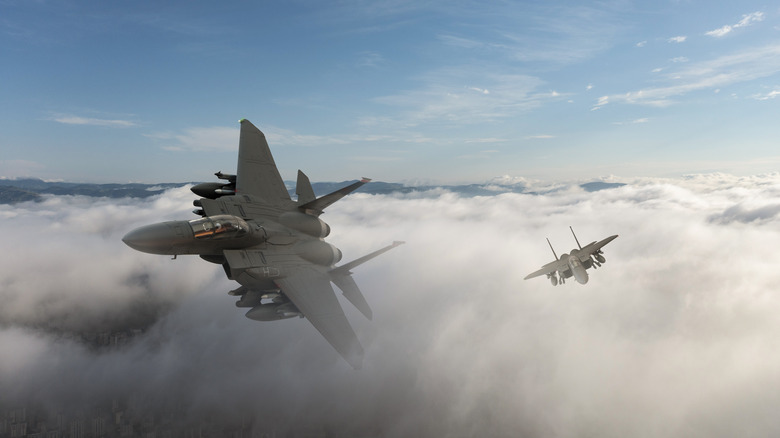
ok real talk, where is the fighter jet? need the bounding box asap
[123,119,403,368]
[524,227,617,286]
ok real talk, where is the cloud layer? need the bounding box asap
[2,174,780,436]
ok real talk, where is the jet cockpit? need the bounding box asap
[189,215,249,239]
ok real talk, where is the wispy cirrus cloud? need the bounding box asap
[148,125,349,152]
[464,137,508,144]
[356,51,386,68]
[594,43,780,107]
[751,90,780,100]
[52,115,137,128]
[613,118,649,125]
[265,127,350,147]
[706,11,764,38]
[147,126,238,152]
[668,36,687,43]
[373,66,548,126]
[435,4,625,66]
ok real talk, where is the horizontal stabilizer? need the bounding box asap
[331,274,372,320]
[296,170,316,206]
[298,178,371,216]
[330,241,405,276]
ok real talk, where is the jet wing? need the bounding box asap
[235,119,291,205]
[275,267,364,369]
[524,259,567,280]
[576,235,618,261]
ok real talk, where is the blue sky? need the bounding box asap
[2,1,779,183]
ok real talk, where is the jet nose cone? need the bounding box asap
[123,224,162,252]
[123,222,190,255]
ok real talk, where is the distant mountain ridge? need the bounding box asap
[0,178,626,204]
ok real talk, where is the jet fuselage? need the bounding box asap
[566,254,589,284]
[123,212,342,270]
[121,119,403,368]
[123,214,266,256]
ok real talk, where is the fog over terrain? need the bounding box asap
[2,174,780,437]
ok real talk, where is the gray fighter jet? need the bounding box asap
[123,119,403,368]
[524,227,617,286]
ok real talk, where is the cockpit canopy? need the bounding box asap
[189,215,249,240]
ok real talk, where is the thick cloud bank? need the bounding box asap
[2,174,780,436]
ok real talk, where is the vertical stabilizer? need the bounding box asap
[547,238,558,260]
[570,226,582,249]
[296,170,316,206]
[235,119,291,204]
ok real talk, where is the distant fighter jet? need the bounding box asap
[123,119,403,368]
[524,227,617,286]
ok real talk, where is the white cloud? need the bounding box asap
[464,137,508,143]
[736,11,765,27]
[52,115,137,128]
[356,51,385,68]
[752,89,780,100]
[148,125,349,152]
[602,43,780,106]
[147,126,238,152]
[496,5,625,65]
[5,174,780,435]
[373,67,547,125]
[614,117,650,125]
[592,95,610,109]
[668,36,687,43]
[706,25,733,38]
[264,126,351,147]
[706,11,765,37]
[437,34,483,49]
